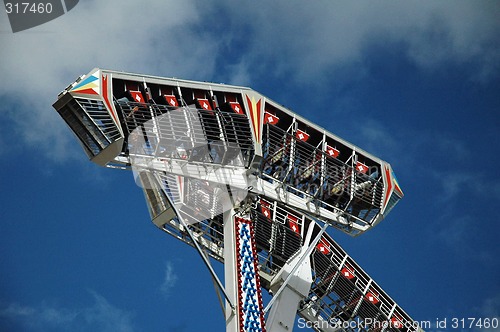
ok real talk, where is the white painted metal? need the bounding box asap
[223,209,239,332]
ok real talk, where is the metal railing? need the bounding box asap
[116,100,255,168]
[77,98,122,143]
[260,124,385,229]
[304,228,421,332]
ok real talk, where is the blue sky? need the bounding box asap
[1,1,499,331]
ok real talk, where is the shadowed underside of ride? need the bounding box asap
[53,69,420,332]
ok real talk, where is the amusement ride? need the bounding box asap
[53,68,422,332]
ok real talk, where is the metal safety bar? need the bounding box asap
[261,124,385,229]
[116,101,255,168]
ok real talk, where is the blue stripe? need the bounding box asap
[72,75,98,90]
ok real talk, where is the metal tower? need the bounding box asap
[53,68,422,332]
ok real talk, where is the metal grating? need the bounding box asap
[115,100,255,168]
[58,99,115,157]
[261,124,384,228]
[302,230,421,332]
[76,98,122,143]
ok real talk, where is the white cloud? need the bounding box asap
[402,1,500,81]
[203,1,499,83]
[1,0,498,162]
[0,291,135,332]
[160,261,178,297]
[0,1,214,87]
[0,0,218,163]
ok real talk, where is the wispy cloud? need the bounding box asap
[203,1,500,84]
[0,291,135,332]
[353,118,400,160]
[436,214,473,247]
[84,291,135,332]
[0,302,78,330]
[474,294,500,331]
[432,170,500,205]
[479,294,500,317]
[358,123,500,264]
[160,261,178,297]
[424,134,500,251]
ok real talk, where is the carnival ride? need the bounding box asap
[53,68,421,332]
